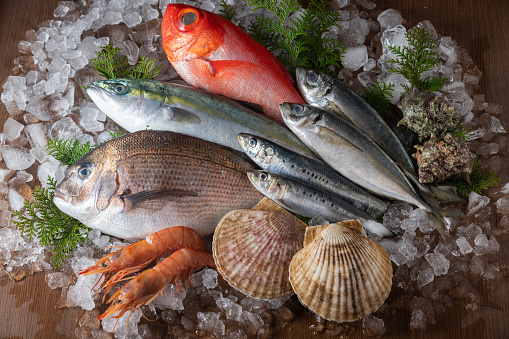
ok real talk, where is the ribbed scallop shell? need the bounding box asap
[213,203,307,299]
[289,220,392,322]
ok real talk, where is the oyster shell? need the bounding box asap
[397,87,456,141]
[212,200,307,299]
[413,133,473,184]
[289,220,392,322]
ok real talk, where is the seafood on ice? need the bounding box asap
[53,130,263,239]
[212,198,307,299]
[161,3,305,124]
[289,220,393,322]
[80,226,215,326]
[86,79,318,160]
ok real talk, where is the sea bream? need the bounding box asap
[86,79,318,161]
[280,103,448,238]
[238,133,388,218]
[53,130,263,240]
[296,67,416,175]
[247,170,394,238]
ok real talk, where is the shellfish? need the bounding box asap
[212,198,307,299]
[289,220,393,322]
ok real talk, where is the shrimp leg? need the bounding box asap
[80,226,205,293]
[97,248,215,323]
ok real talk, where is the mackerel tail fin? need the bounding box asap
[425,208,449,240]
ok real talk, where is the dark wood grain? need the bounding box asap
[1,0,508,338]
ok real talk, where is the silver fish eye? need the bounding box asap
[293,104,304,115]
[113,84,129,95]
[77,163,92,179]
[307,72,319,83]
[181,12,197,26]
[258,172,268,181]
[248,138,257,147]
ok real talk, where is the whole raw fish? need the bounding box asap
[53,130,263,240]
[238,133,388,218]
[296,67,416,175]
[280,103,448,238]
[161,3,305,124]
[247,170,393,238]
[87,79,318,161]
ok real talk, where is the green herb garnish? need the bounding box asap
[90,43,162,79]
[363,81,394,114]
[440,159,501,196]
[47,138,94,168]
[13,177,90,268]
[219,0,237,21]
[247,0,344,75]
[388,28,448,91]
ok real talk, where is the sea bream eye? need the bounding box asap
[77,163,93,179]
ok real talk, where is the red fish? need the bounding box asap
[161,4,305,125]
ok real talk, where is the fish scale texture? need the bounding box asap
[55,131,263,239]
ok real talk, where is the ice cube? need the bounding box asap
[456,236,473,255]
[197,312,225,337]
[216,297,242,321]
[377,9,403,31]
[151,284,186,311]
[101,309,142,335]
[123,11,143,28]
[377,71,411,104]
[341,45,368,71]
[53,4,70,17]
[48,116,83,140]
[362,314,385,336]
[241,311,264,333]
[473,234,500,255]
[424,252,449,276]
[4,118,25,142]
[496,196,509,216]
[470,255,484,276]
[2,145,35,170]
[141,3,160,21]
[467,192,490,216]
[66,257,101,310]
[202,268,218,289]
[7,189,25,211]
[416,267,435,287]
[45,272,72,289]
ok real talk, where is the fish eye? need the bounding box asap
[307,72,319,83]
[181,12,197,26]
[113,84,129,95]
[178,9,200,30]
[248,138,257,147]
[77,163,93,179]
[258,172,268,181]
[293,105,305,115]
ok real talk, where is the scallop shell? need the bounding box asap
[289,220,393,322]
[212,203,307,299]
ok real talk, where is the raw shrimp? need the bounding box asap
[97,248,216,325]
[80,226,205,293]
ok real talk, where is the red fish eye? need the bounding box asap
[177,8,200,31]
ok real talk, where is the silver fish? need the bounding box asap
[53,130,263,240]
[280,103,448,238]
[296,67,416,175]
[247,170,394,238]
[86,78,318,161]
[238,133,388,218]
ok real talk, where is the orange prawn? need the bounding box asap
[97,248,215,327]
[80,226,205,294]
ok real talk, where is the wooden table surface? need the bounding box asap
[1,0,508,338]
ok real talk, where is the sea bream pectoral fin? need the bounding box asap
[120,189,198,211]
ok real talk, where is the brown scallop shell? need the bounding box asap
[289,220,393,322]
[212,199,307,299]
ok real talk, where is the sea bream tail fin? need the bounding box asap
[121,189,198,210]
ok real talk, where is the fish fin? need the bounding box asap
[399,164,463,203]
[162,106,201,124]
[318,126,365,152]
[121,189,198,210]
[440,208,466,219]
[426,209,448,240]
[233,99,264,113]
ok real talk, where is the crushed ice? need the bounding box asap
[0,0,507,337]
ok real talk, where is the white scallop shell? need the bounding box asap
[213,201,307,299]
[289,220,392,322]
